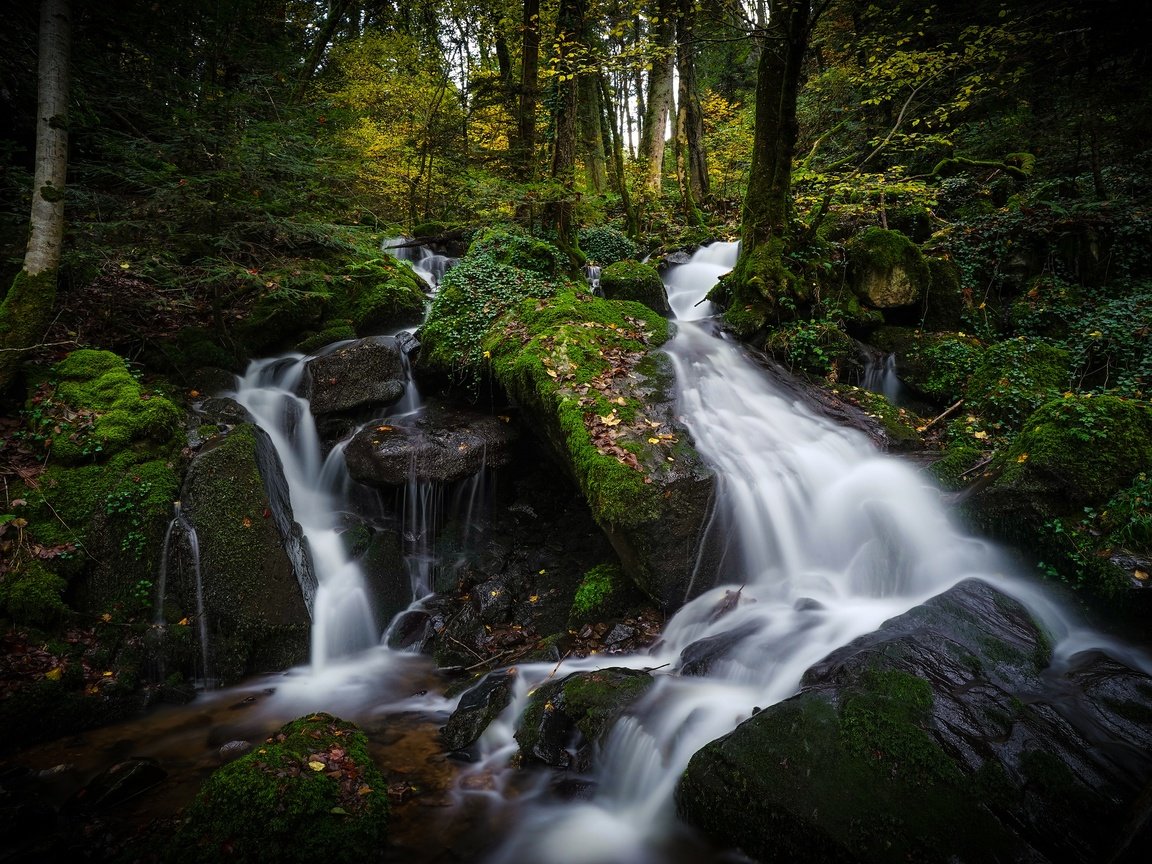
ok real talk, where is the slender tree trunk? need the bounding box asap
[675,0,708,224]
[639,0,675,195]
[600,74,639,239]
[515,0,540,182]
[545,0,586,264]
[0,0,71,392]
[291,0,351,102]
[579,73,607,194]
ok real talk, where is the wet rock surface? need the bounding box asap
[344,401,516,486]
[305,336,407,415]
[441,668,519,752]
[677,578,1152,864]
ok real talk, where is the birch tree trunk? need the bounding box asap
[0,0,71,391]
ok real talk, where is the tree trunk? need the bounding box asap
[639,0,674,195]
[0,0,71,392]
[675,0,709,224]
[720,0,822,335]
[579,72,607,194]
[544,0,586,264]
[291,0,352,103]
[515,0,540,182]
[600,74,639,239]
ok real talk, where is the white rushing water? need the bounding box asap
[473,241,1110,864]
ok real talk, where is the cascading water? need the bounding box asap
[862,350,906,405]
[471,242,1110,864]
[153,501,209,683]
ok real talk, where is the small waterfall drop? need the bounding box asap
[154,500,210,685]
[862,350,906,405]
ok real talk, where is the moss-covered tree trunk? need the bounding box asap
[675,0,708,225]
[544,0,586,266]
[579,71,607,194]
[639,0,675,196]
[515,0,541,183]
[0,0,71,392]
[722,0,824,334]
[600,74,640,240]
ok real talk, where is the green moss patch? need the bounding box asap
[964,337,1069,428]
[599,261,669,314]
[847,228,930,309]
[174,713,389,864]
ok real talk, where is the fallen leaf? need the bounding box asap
[648,437,661,444]
[178,617,190,626]
[357,785,373,796]
[973,430,989,440]
[1134,570,1149,582]
[45,667,62,681]
[307,761,325,771]
[1016,453,1029,463]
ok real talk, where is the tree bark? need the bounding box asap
[0,0,71,391]
[675,0,709,224]
[544,0,586,264]
[600,74,639,239]
[639,0,675,195]
[515,0,541,182]
[579,72,607,194]
[291,0,352,103]
[720,0,824,334]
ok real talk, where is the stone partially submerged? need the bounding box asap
[676,578,1152,863]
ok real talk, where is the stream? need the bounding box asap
[8,242,1149,863]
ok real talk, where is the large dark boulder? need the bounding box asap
[344,400,516,486]
[677,579,1152,863]
[180,424,314,684]
[304,336,407,416]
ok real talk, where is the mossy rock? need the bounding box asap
[828,385,924,452]
[180,424,312,683]
[330,256,427,335]
[515,667,654,768]
[599,261,670,315]
[296,320,357,354]
[0,560,67,627]
[846,228,930,309]
[711,236,801,336]
[48,349,183,464]
[964,338,1069,428]
[920,257,966,331]
[1000,394,1152,504]
[677,579,1152,863]
[237,290,330,353]
[569,563,630,625]
[484,291,717,608]
[174,713,388,864]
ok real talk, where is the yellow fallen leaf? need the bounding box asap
[973,430,989,440]
[308,761,326,771]
[615,396,627,405]
[119,261,130,269]
[375,425,393,432]
[242,516,252,528]
[188,390,200,398]
[648,437,661,444]
[357,785,373,796]
[483,350,491,359]
[546,368,558,378]
[1134,570,1149,581]
[103,671,113,677]
[45,667,62,681]
[101,613,112,623]
[1016,453,1029,463]
[178,617,190,626]
[529,594,539,603]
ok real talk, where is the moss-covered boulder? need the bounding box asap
[515,667,654,769]
[569,563,631,625]
[676,579,1152,864]
[180,424,313,683]
[578,226,639,266]
[599,261,671,315]
[173,713,389,864]
[485,291,718,609]
[964,337,1069,428]
[467,227,567,277]
[329,254,427,335]
[48,349,182,464]
[237,289,330,354]
[921,257,966,330]
[847,228,930,309]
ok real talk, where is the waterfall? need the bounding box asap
[862,350,905,404]
[154,501,209,684]
[477,242,1100,864]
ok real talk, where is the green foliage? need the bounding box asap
[578,227,639,265]
[964,338,1068,429]
[570,564,624,623]
[1066,280,1152,397]
[420,251,560,391]
[175,713,389,864]
[467,228,568,277]
[765,318,854,380]
[1102,473,1152,551]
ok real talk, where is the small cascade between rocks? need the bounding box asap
[862,349,902,402]
[153,501,208,683]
